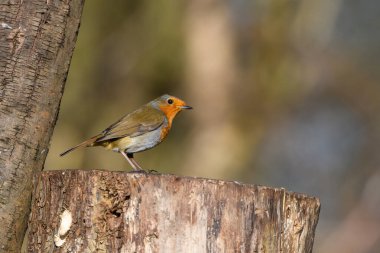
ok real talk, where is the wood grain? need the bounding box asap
[28,170,320,253]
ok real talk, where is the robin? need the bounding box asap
[60,94,192,170]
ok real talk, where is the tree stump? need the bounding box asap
[28,170,320,253]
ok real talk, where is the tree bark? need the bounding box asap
[28,170,320,253]
[0,1,84,252]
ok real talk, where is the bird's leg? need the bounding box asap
[121,151,140,171]
[129,155,159,174]
[129,155,144,171]
[121,151,143,171]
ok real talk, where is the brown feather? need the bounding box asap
[96,105,165,142]
[59,134,102,156]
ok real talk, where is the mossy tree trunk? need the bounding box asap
[28,171,320,253]
[0,1,84,252]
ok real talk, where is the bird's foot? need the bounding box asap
[128,169,147,174]
[127,168,159,174]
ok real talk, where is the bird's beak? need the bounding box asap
[180,105,193,110]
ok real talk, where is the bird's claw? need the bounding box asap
[129,169,147,174]
[128,169,159,174]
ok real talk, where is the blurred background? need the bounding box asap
[45,0,380,252]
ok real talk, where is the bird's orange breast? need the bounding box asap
[159,124,171,141]
[158,105,182,141]
[159,105,181,127]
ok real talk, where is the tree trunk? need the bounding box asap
[0,1,84,252]
[183,0,242,178]
[28,170,320,253]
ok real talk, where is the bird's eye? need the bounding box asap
[167,98,173,104]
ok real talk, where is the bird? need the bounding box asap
[60,94,192,171]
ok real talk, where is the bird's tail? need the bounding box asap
[59,134,102,156]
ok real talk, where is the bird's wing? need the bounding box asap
[95,106,165,142]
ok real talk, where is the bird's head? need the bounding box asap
[152,94,192,124]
